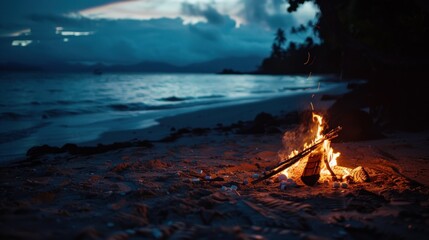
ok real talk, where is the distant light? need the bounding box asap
[3,28,31,37]
[56,27,64,34]
[21,29,31,36]
[63,38,69,42]
[60,31,93,36]
[11,40,33,47]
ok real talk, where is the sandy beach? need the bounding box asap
[84,82,349,145]
[1,83,429,239]
[2,0,429,238]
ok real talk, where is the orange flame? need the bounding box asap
[282,113,345,181]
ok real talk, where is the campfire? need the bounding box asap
[252,112,370,187]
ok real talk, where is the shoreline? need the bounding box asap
[1,82,350,164]
[84,83,350,146]
[0,74,351,164]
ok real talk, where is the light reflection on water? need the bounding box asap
[0,73,321,109]
[0,72,337,160]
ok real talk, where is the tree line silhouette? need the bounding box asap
[258,0,429,131]
[258,27,319,74]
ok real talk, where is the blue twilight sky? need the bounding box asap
[0,0,319,66]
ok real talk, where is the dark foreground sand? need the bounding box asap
[1,129,428,240]
[1,84,428,240]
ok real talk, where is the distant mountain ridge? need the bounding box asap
[181,56,263,73]
[0,56,263,73]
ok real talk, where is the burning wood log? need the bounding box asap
[300,150,323,186]
[251,140,322,184]
[273,126,341,171]
[251,126,342,185]
[323,156,338,182]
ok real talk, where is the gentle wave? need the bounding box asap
[0,108,101,121]
[11,99,99,107]
[0,122,50,144]
[3,99,226,120]
[108,101,206,112]
[157,94,225,102]
[108,103,149,111]
[41,109,99,119]
[197,94,225,99]
[277,86,315,92]
[0,112,29,120]
[157,96,194,102]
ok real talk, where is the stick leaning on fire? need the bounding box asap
[251,126,342,185]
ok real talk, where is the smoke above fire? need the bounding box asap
[279,111,322,159]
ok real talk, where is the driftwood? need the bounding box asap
[251,126,341,185]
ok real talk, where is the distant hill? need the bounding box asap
[0,56,263,73]
[181,56,263,73]
[107,61,181,72]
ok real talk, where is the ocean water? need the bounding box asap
[0,72,339,161]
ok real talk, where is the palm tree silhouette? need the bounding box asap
[271,28,287,59]
[274,28,286,48]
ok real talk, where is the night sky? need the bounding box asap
[0,0,318,66]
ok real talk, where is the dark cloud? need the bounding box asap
[239,0,297,30]
[188,25,220,42]
[181,3,225,25]
[0,0,318,66]
[27,14,82,26]
[185,10,236,42]
[0,15,272,65]
[0,0,124,33]
[241,0,266,23]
